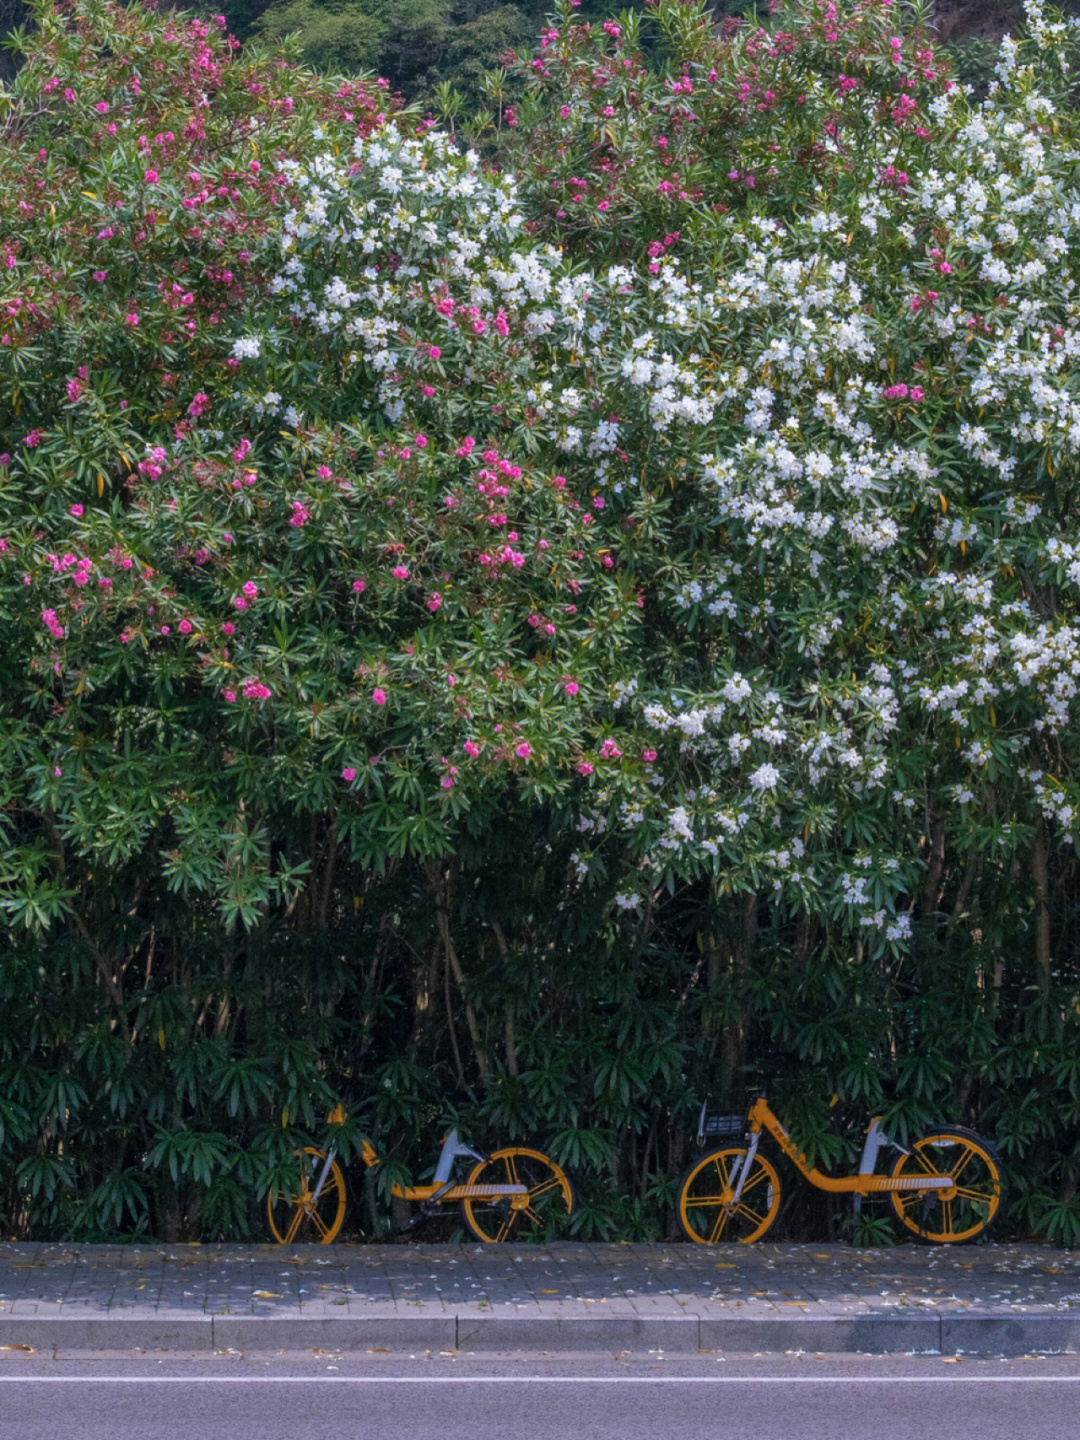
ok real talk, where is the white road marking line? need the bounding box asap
[1,1375,1080,1385]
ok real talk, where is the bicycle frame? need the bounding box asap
[311,1127,528,1208]
[732,1097,956,1203]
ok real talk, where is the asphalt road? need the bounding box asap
[3,1350,1080,1439]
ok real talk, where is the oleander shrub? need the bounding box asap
[4,0,1080,1245]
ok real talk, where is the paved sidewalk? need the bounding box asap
[1,1242,1078,1356]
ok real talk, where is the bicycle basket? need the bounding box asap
[696,1101,746,1145]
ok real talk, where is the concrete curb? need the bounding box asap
[2,1311,1078,1355]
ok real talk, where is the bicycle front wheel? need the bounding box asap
[267,1147,347,1245]
[461,1148,574,1243]
[889,1127,1003,1243]
[678,1147,781,1244]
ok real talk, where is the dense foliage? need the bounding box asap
[4,0,1080,1246]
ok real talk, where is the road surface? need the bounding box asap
[3,1348,1079,1439]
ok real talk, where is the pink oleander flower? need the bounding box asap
[372,687,387,706]
[223,689,237,703]
[598,738,622,759]
[427,593,442,612]
[342,766,357,782]
[144,169,159,184]
[69,504,84,518]
[642,749,658,763]
[879,165,910,190]
[464,740,480,758]
[429,346,441,359]
[515,742,532,760]
[41,608,65,638]
[179,619,192,634]
[241,680,272,700]
[220,621,236,636]
[577,761,594,775]
[392,565,409,580]
[352,579,366,594]
[242,581,258,599]
[415,432,428,448]
[564,680,579,696]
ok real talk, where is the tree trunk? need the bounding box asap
[720,890,758,1093]
[427,862,490,1082]
[1031,830,1052,1002]
[921,813,946,919]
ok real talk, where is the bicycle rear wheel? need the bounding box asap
[267,1147,347,1245]
[678,1146,781,1244]
[461,1148,574,1243]
[889,1127,1003,1243]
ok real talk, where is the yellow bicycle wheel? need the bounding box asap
[678,1147,781,1244]
[889,1128,1002,1243]
[461,1147,574,1243]
[267,1147,347,1245]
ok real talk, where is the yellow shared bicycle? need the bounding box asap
[267,1107,574,1245]
[678,1095,1003,1245]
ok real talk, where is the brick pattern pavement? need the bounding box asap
[0,1243,1077,1354]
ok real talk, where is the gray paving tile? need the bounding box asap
[213,1315,455,1350]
